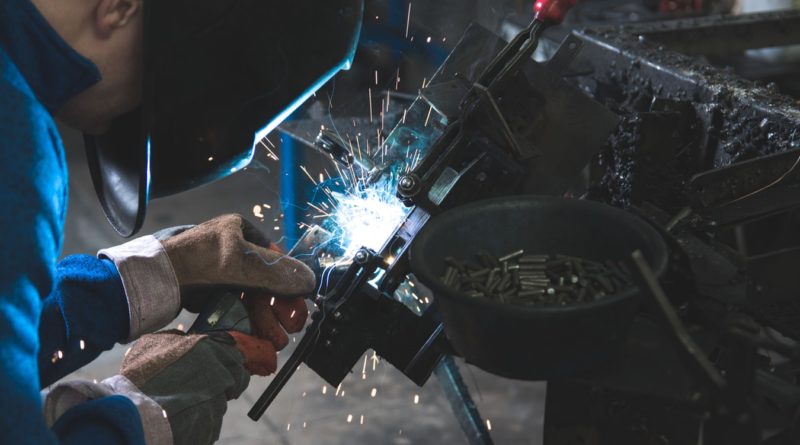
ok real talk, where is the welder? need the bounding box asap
[0,0,362,444]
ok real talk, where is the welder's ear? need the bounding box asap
[95,0,141,36]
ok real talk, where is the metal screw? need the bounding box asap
[398,175,416,191]
[354,249,370,265]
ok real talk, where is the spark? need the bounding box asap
[177,323,185,331]
[79,339,85,350]
[360,415,365,425]
[371,351,379,371]
[258,139,279,160]
[162,410,168,419]
[413,394,420,404]
[322,385,327,395]
[253,205,264,219]
[306,202,331,216]
[370,387,377,398]
[347,414,353,423]
[300,165,317,185]
[405,2,412,38]
[270,297,276,306]
[486,419,493,431]
[368,88,374,123]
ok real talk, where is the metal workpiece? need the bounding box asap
[395,28,618,214]
[629,10,800,57]
[248,247,446,421]
[242,6,800,444]
[566,10,800,224]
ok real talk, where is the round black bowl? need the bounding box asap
[410,196,668,380]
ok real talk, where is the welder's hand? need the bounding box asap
[98,214,314,341]
[241,291,308,350]
[156,214,315,305]
[43,329,274,445]
[120,329,273,445]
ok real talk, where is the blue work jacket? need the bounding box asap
[0,0,147,443]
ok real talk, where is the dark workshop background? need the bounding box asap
[53,0,798,443]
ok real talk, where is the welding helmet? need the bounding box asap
[85,0,363,237]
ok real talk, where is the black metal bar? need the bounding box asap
[248,315,321,421]
[629,250,727,392]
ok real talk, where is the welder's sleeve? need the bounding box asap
[0,100,151,443]
[38,254,132,387]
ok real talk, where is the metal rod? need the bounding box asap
[248,318,320,420]
[434,355,495,445]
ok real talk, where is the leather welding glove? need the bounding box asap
[45,329,275,445]
[120,329,274,445]
[99,214,313,342]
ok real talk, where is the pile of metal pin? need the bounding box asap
[441,250,632,306]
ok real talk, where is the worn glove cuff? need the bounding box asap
[44,375,173,445]
[99,235,181,341]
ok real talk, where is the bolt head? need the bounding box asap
[398,175,415,190]
[354,249,369,264]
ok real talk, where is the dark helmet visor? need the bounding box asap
[86,0,363,236]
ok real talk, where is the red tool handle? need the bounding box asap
[534,0,577,24]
